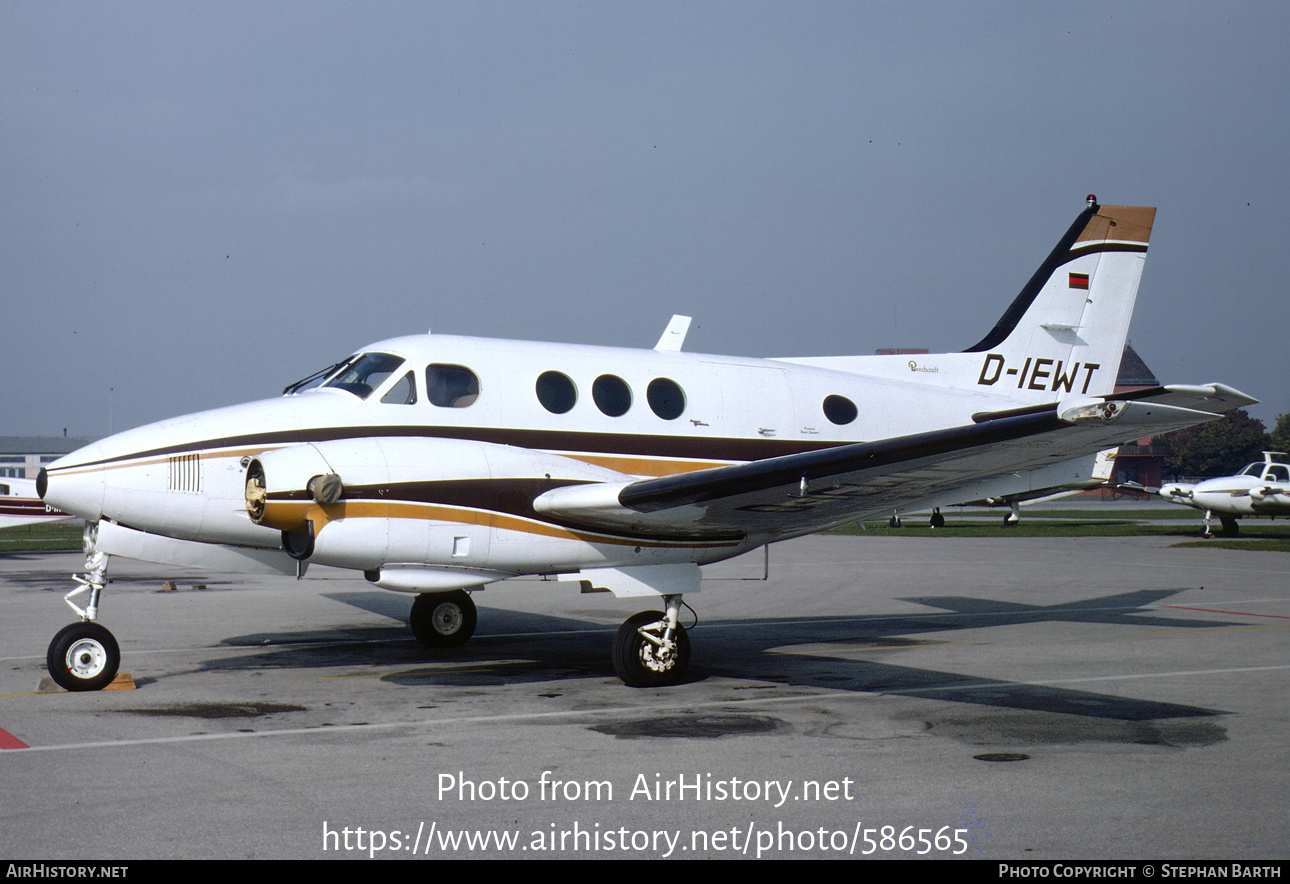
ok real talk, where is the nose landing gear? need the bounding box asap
[46,525,121,692]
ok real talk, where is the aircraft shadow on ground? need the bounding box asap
[200,587,1233,721]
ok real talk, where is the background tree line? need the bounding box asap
[1155,410,1290,480]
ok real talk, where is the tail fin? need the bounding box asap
[965,196,1155,399]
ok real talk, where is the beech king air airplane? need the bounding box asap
[1160,451,1290,536]
[38,196,1256,691]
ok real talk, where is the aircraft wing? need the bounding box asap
[536,393,1245,542]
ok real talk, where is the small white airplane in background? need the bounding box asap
[0,477,74,530]
[923,447,1119,528]
[1160,451,1290,536]
[39,196,1255,691]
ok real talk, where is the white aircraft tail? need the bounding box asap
[780,197,1155,404]
[959,196,1155,401]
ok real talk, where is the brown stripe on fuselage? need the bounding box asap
[48,425,853,477]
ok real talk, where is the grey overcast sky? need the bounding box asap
[4,1,1287,437]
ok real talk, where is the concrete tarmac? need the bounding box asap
[0,534,1286,860]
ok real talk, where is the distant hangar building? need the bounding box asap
[0,436,99,480]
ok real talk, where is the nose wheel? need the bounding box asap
[47,621,120,692]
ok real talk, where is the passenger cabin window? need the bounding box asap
[324,353,405,400]
[427,364,480,407]
[1268,465,1289,483]
[592,374,632,417]
[823,394,858,425]
[647,378,686,420]
[536,371,577,414]
[380,371,418,405]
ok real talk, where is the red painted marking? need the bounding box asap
[0,727,29,750]
[1163,605,1290,620]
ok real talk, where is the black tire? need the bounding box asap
[410,590,477,648]
[888,516,902,528]
[613,610,690,688]
[47,622,120,692]
[929,511,945,528]
[1220,516,1240,537]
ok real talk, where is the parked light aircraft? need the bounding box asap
[0,477,74,530]
[39,196,1255,691]
[1160,451,1289,536]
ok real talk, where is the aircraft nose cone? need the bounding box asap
[39,459,107,522]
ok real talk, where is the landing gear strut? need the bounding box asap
[1201,510,1240,538]
[613,595,690,687]
[46,525,121,692]
[409,589,477,648]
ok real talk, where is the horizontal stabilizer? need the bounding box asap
[1108,383,1258,414]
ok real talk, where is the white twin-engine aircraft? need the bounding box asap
[39,196,1255,691]
[1160,451,1290,536]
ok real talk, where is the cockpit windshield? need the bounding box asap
[1241,463,1264,477]
[283,358,356,395]
[321,353,406,400]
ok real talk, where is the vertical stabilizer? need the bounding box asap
[965,197,1155,400]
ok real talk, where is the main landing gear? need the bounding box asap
[409,587,692,687]
[409,589,477,648]
[46,527,122,692]
[1201,510,1240,538]
[612,595,690,688]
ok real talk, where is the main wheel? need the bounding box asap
[929,511,945,528]
[47,622,120,692]
[613,610,690,688]
[410,590,477,648]
[1220,516,1240,537]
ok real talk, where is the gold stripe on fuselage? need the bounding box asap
[259,498,737,549]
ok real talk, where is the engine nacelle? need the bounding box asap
[244,435,630,577]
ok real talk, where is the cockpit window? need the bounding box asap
[283,358,355,395]
[380,371,418,405]
[1242,463,1263,477]
[426,364,480,407]
[323,353,406,400]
